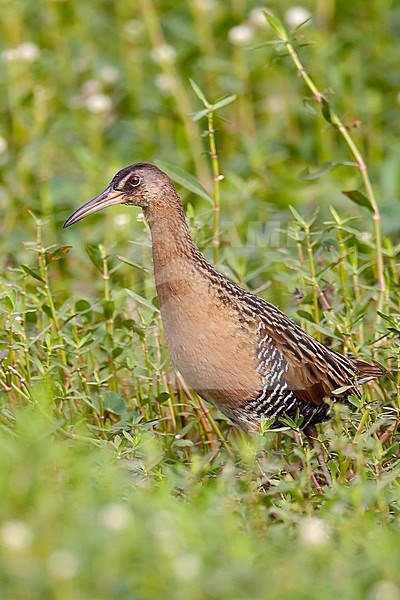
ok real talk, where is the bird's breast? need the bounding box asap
[154,267,262,411]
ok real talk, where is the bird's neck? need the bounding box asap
[145,202,204,302]
[146,202,198,261]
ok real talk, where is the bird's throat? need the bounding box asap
[147,204,201,305]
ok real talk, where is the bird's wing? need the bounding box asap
[257,313,360,406]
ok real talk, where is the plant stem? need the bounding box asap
[283,37,386,305]
[36,222,67,369]
[207,110,221,263]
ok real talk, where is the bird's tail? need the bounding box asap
[354,359,382,384]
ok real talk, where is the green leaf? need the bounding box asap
[300,160,357,181]
[189,79,209,107]
[212,94,237,111]
[192,108,209,122]
[248,40,285,51]
[84,244,103,272]
[156,392,171,404]
[289,17,313,34]
[102,299,115,320]
[45,246,72,264]
[377,312,400,328]
[117,255,150,273]
[21,265,45,283]
[103,391,126,415]
[5,296,15,311]
[263,11,288,40]
[112,347,123,359]
[321,98,333,124]
[125,289,159,313]
[342,190,374,213]
[289,205,307,226]
[333,385,356,396]
[297,310,315,322]
[156,160,214,206]
[42,303,53,319]
[75,299,91,313]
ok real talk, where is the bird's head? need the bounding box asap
[63,162,176,228]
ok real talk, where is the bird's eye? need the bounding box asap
[128,175,141,187]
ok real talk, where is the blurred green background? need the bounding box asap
[0,1,399,598]
[1,0,400,262]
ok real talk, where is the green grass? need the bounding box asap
[0,1,399,598]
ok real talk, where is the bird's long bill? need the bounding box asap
[63,187,124,228]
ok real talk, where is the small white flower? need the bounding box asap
[18,42,41,62]
[0,520,33,550]
[2,42,40,63]
[359,231,372,243]
[228,24,254,47]
[99,65,119,84]
[124,19,145,38]
[2,48,19,62]
[114,214,130,228]
[99,503,131,531]
[0,136,8,155]
[47,550,78,580]
[299,517,330,547]
[155,73,175,93]
[248,7,268,27]
[150,44,177,65]
[81,79,102,97]
[173,553,202,581]
[195,0,216,12]
[284,6,311,29]
[85,93,113,113]
[368,581,400,600]
[265,95,282,115]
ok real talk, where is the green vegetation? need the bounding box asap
[0,1,399,598]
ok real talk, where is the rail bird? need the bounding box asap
[64,163,381,476]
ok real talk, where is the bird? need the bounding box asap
[63,163,381,448]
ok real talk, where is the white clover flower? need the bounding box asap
[359,231,372,243]
[81,79,102,97]
[248,7,268,27]
[99,65,119,84]
[284,6,311,29]
[228,24,254,47]
[150,44,177,65]
[0,520,33,550]
[0,136,8,155]
[47,550,78,580]
[368,580,400,600]
[155,73,175,93]
[299,517,331,547]
[195,0,216,12]
[85,93,113,113]
[18,42,41,62]
[2,42,41,63]
[173,553,202,581]
[99,503,131,531]
[1,48,20,62]
[114,213,130,228]
[124,19,145,38]
[266,95,282,115]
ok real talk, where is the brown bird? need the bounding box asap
[64,163,381,445]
